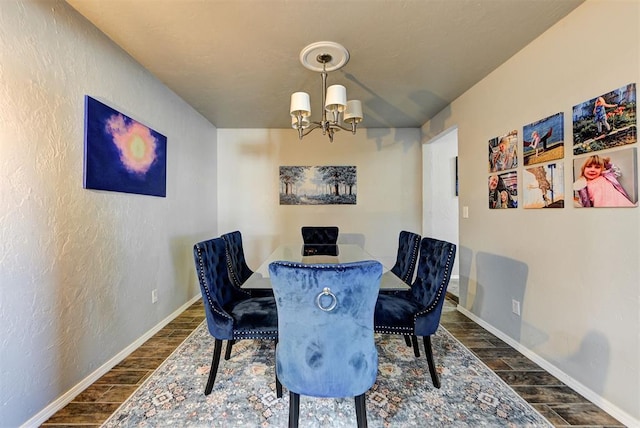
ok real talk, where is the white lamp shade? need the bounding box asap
[291,115,310,129]
[290,92,311,116]
[325,85,347,112]
[343,100,363,123]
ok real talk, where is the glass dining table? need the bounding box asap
[242,243,410,291]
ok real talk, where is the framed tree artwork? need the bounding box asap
[279,165,356,205]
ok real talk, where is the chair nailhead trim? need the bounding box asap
[196,246,233,322]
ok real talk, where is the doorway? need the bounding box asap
[422,127,459,297]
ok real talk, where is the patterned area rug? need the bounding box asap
[103,323,551,427]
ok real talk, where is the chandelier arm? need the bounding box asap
[299,122,323,138]
[329,123,357,133]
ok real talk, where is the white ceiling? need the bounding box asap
[65,0,584,129]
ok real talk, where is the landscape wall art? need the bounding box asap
[279,165,356,205]
[83,96,167,197]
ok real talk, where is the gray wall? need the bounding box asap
[0,1,217,425]
[422,1,639,424]
[216,128,423,269]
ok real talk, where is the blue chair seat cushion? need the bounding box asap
[373,294,422,334]
[227,296,278,339]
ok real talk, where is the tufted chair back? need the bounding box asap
[221,230,254,287]
[269,260,381,427]
[411,237,456,336]
[194,238,251,339]
[390,230,421,285]
[301,226,340,256]
[301,226,339,245]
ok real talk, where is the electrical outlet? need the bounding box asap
[152,289,158,304]
[512,299,520,316]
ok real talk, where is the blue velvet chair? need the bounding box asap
[301,226,339,256]
[386,230,422,348]
[221,230,254,288]
[269,260,382,428]
[374,237,456,388]
[221,230,273,358]
[193,237,280,396]
[390,230,421,285]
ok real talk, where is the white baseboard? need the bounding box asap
[22,294,202,428]
[456,305,638,428]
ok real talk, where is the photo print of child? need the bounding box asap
[523,113,564,166]
[572,83,636,155]
[573,147,638,208]
[488,130,518,172]
[489,171,518,209]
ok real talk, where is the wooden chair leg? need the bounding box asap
[204,339,223,395]
[423,336,440,388]
[288,391,300,428]
[224,339,235,360]
[411,334,420,357]
[403,335,412,347]
[355,393,368,428]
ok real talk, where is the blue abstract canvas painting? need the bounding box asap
[83,96,167,197]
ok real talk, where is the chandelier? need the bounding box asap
[290,41,363,142]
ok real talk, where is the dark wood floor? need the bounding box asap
[42,298,624,427]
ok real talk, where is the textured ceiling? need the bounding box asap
[65,0,584,129]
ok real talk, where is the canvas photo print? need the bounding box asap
[523,162,564,209]
[488,130,518,172]
[83,96,167,197]
[488,171,518,209]
[280,166,356,205]
[573,147,637,208]
[572,83,636,155]
[523,112,564,166]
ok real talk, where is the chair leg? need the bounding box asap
[411,334,420,357]
[289,391,300,428]
[355,393,368,428]
[274,338,282,398]
[275,371,283,398]
[224,339,235,360]
[423,336,440,388]
[204,339,223,395]
[403,335,412,347]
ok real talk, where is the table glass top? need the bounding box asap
[243,244,409,291]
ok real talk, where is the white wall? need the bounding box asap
[0,1,217,425]
[422,127,459,277]
[217,128,422,269]
[422,0,639,424]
